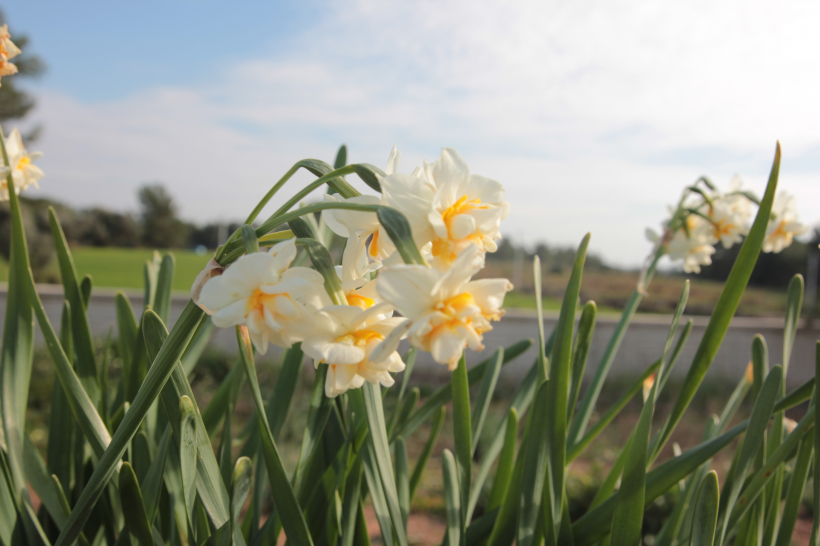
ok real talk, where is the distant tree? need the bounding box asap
[0,9,46,134]
[138,183,188,249]
[77,208,140,247]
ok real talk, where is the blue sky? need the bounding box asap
[5,0,820,266]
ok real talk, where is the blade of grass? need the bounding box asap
[395,438,410,528]
[568,302,597,423]
[179,395,198,525]
[517,381,550,546]
[773,433,813,546]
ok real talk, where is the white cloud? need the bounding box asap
[21,0,820,266]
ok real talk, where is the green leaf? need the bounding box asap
[472,348,503,455]
[773,433,813,546]
[533,255,547,383]
[341,460,364,546]
[144,252,160,310]
[543,233,589,536]
[27,284,112,462]
[397,348,417,403]
[452,354,472,527]
[724,404,815,535]
[358,382,409,546]
[389,387,420,439]
[394,438,410,528]
[568,247,662,447]
[230,457,253,540]
[517,381,550,546]
[653,144,781,457]
[53,302,205,546]
[813,342,820,546]
[716,365,781,543]
[154,254,175,324]
[391,339,532,442]
[22,432,69,529]
[144,311,239,539]
[567,359,661,461]
[568,301,597,422]
[47,301,75,492]
[376,207,426,265]
[180,395,198,524]
[80,274,92,308]
[467,335,552,522]
[361,441,395,546]
[234,326,314,546]
[143,426,172,522]
[334,144,348,169]
[293,364,333,498]
[180,319,215,376]
[487,408,518,514]
[486,419,528,546]
[119,462,154,546]
[48,207,99,404]
[782,274,804,372]
[690,471,719,546]
[294,237,347,305]
[442,449,462,546]
[241,224,260,255]
[409,405,445,502]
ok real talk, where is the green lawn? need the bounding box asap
[0,247,214,293]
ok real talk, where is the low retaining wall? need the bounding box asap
[16,285,820,388]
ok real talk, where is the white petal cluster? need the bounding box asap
[650,176,805,273]
[3,128,44,200]
[197,146,512,396]
[198,239,329,354]
[374,245,511,370]
[0,25,20,86]
[763,192,807,253]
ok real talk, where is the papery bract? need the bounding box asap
[373,244,511,370]
[197,239,328,354]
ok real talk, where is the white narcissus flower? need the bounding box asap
[321,146,402,273]
[666,216,715,274]
[763,192,807,253]
[197,239,329,354]
[380,148,509,270]
[334,246,382,311]
[301,303,406,398]
[374,244,512,370]
[704,196,751,249]
[0,25,20,85]
[2,128,43,200]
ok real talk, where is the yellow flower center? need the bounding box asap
[334,329,384,348]
[713,218,736,239]
[426,292,491,340]
[17,156,30,171]
[368,230,381,258]
[245,288,288,317]
[769,220,789,240]
[432,196,488,261]
[347,292,375,310]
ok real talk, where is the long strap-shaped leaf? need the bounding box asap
[358,382,409,546]
[235,326,315,546]
[452,354,472,532]
[390,339,532,442]
[442,450,462,546]
[143,310,235,535]
[716,365,782,543]
[542,233,589,541]
[54,302,204,546]
[652,143,781,458]
[690,471,719,546]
